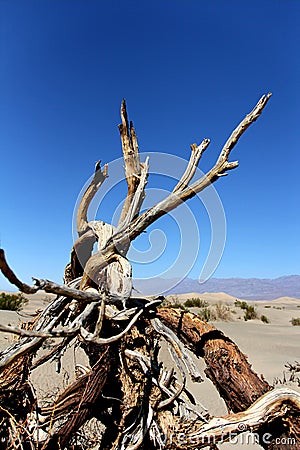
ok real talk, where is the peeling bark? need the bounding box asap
[156,307,270,411]
[42,348,110,449]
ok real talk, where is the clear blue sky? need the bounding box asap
[0,0,299,291]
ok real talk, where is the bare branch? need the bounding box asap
[64,161,108,283]
[0,249,38,294]
[216,93,272,166]
[31,337,72,370]
[131,93,271,228]
[173,138,210,193]
[0,250,105,303]
[0,323,75,339]
[80,299,161,344]
[116,157,149,235]
[104,304,138,320]
[152,318,203,382]
[77,160,108,236]
[33,278,103,302]
[118,99,147,227]
[0,296,71,370]
[157,344,187,410]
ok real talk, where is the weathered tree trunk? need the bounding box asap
[157,307,270,411]
[1,94,299,450]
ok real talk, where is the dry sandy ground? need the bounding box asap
[1,291,300,449]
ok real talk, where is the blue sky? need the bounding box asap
[0,0,299,291]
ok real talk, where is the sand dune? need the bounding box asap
[167,291,238,303]
[167,291,300,305]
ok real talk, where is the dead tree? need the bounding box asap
[1,94,300,450]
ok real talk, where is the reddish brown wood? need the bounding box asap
[157,307,270,412]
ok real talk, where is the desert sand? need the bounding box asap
[0,291,300,449]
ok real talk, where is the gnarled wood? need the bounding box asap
[3,95,297,450]
[156,307,270,411]
[159,387,300,449]
[156,307,300,449]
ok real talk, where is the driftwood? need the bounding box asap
[1,95,299,450]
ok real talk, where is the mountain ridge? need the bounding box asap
[133,275,300,300]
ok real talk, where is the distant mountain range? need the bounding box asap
[133,275,300,300]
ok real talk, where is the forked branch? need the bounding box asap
[81,94,272,286]
[173,138,210,193]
